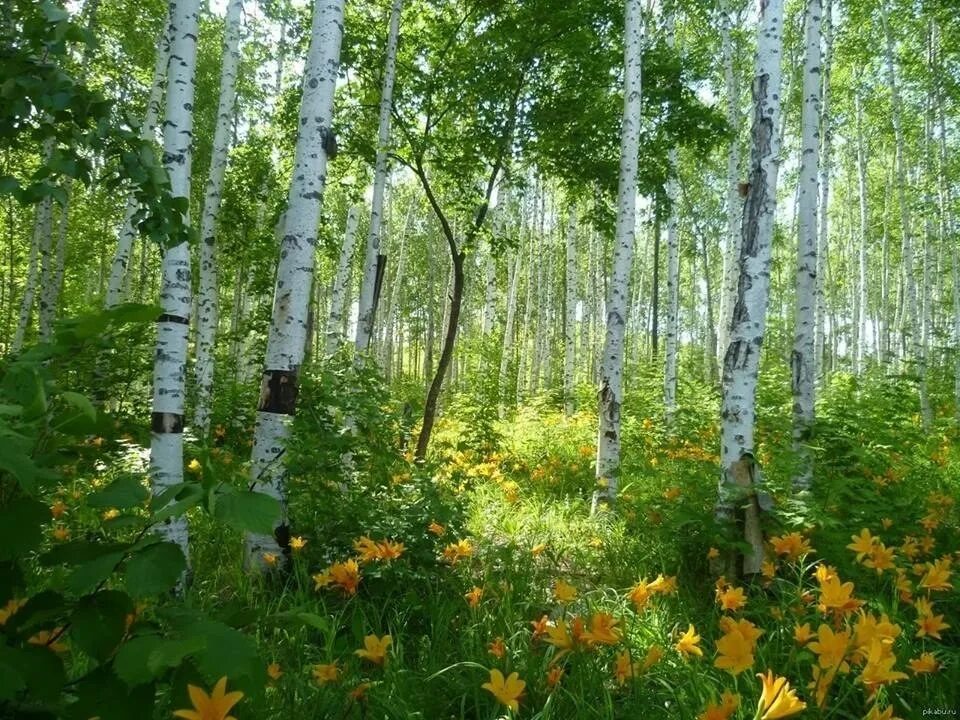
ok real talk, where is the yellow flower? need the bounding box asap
[329,559,361,594]
[266,663,283,681]
[465,586,483,608]
[428,521,446,536]
[863,543,896,573]
[312,571,332,591]
[289,536,307,553]
[101,508,120,521]
[581,612,621,646]
[708,547,720,559]
[530,614,549,641]
[698,692,739,720]
[187,458,202,474]
[817,575,863,617]
[761,560,777,579]
[919,559,953,591]
[641,644,664,671]
[808,624,851,673]
[311,662,340,684]
[859,639,908,690]
[442,539,473,564]
[488,636,506,658]
[530,543,547,557]
[613,650,641,685]
[907,652,938,674]
[50,500,68,518]
[864,705,901,720]
[544,620,575,660]
[793,623,813,645]
[847,528,877,560]
[262,552,278,567]
[0,598,26,626]
[552,579,578,604]
[646,574,677,595]
[545,665,564,689]
[628,579,651,611]
[172,676,244,720]
[714,626,755,676]
[881,518,893,529]
[814,563,837,584]
[376,539,405,561]
[675,624,702,658]
[52,525,70,541]
[354,536,381,563]
[853,612,900,660]
[915,598,950,639]
[756,670,806,719]
[717,586,747,612]
[355,634,392,665]
[481,669,525,712]
[769,532,813,560]
[719,616,764,646]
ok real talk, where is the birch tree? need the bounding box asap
[563,204,576,416]
[663,8,680,424]
[149,0,201,562]
[246,0,344,566]
[718,0,783,575]
[355,0,402,352]
[790,0,822,491]
[593,0,642,510]
[325,205,360,354]
[194,0,244,435]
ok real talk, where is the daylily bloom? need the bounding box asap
[641,644,664,671]
[915,598,950,639]
[173,676,244,720]
[847,528,877,560]
[355,634,392,665]
[714,625,755,676]
[907,652,938,674]
[809,624,851,673]
[919,559,953,591]
[465,586,483,608]
[312,662,340,684]
[756,670,806,719]
[481,669,525,712]
[530,615,549,640]
[717,586,747,612]
[817,575,863,617]
[428,521,446,536]
[266,663,283,681]
[289,536,307,553]
[864,705,901,720]
[613,650,641,685]
[488,636,506,658]
[628,579,651,611]
[793,623,813,645]
[697,691,739,720]
[647,574,677,595]
[581,612,621,646]
[675,624,703,658]
[859,639,908,691]
[545,665,564,689]
[769,532,813,560]
[552,579,577,603]
[50,500,68,518]
[442,539,473,564]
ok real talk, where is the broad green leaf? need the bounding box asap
[146,635,207,674]
[87,476,148,509]
[114,634,163,687]
[65,551,125,595]
[60,391,96,422]
[213,489,281,534]
[0,498,48,559]
[70,590,132,662]
[124,542,185,598]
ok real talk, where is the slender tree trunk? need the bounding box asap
[194,0,243,435]
[719,0,783,575]
[12,191,49,352]
[499,245,521,417]
[663,10,680,423]
[563,204,577,416]
[790,0,822,491]
[855,89,869,375]
[246,0,344,566]
[149,0,201,565]
[593,0,642,510]
[650,200,661,360]
[813,0,832,381]
[882,1,930,427]
[355,0,402,351]
[325,205,360,354]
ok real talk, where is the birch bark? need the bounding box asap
[150,0,201,563]
[194,0,244,435]
[246,0,344,566]
[790,0,821,491]
[663,9,680,423]
[719,0,783,574]
[355,0,402,351]
[855,89,869,374]
[593,0,642,510]
[325,205,360,354]
[563,205,577,416]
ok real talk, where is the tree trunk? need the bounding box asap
[813,0,832,381]
[149,0,201,566]
[246,0,344,566]
[325,205,360,354]
[499,244,521,417]
[593,0,642,510]
[355,0,403,351]
[650,199,661,360]
[790,0,822,491]
[855,89,869,374]
[719,0,783,575]
[194,0,243,436]
[563,204,577,416]
[663,10,680,424]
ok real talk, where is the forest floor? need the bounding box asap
[158,366,959,719]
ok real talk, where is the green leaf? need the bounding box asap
[65,551,125,595]
[124,542,185,598]
[114,634,163,686]
[0,498,49,559]
[187,620,262,683]
[41,539,127,567]
[213,489,281,534]
[70,590,133,662]
[87,475,148,509]
[60,391,96,422]
[0,447,39,493]
[66,665,155,720]
[146,635,207,674]
[0,645,65,703]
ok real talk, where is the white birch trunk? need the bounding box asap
[813,0,832,380]
[355,0,402,351]
[499,247,521,417]
[194,0,243,435]
[663,10,680,423]
[150,0,201,565]
[881,1,929,427]
[719,0,783,574]
[563,205,577,416]
[790,0,821,491]
[11,191,49,352]
[246,0,344,567]
[593,0,642,510]
[855,90,869,375]
[717,3,741,366]
[106,14,171,308]
[325,205,360,354]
